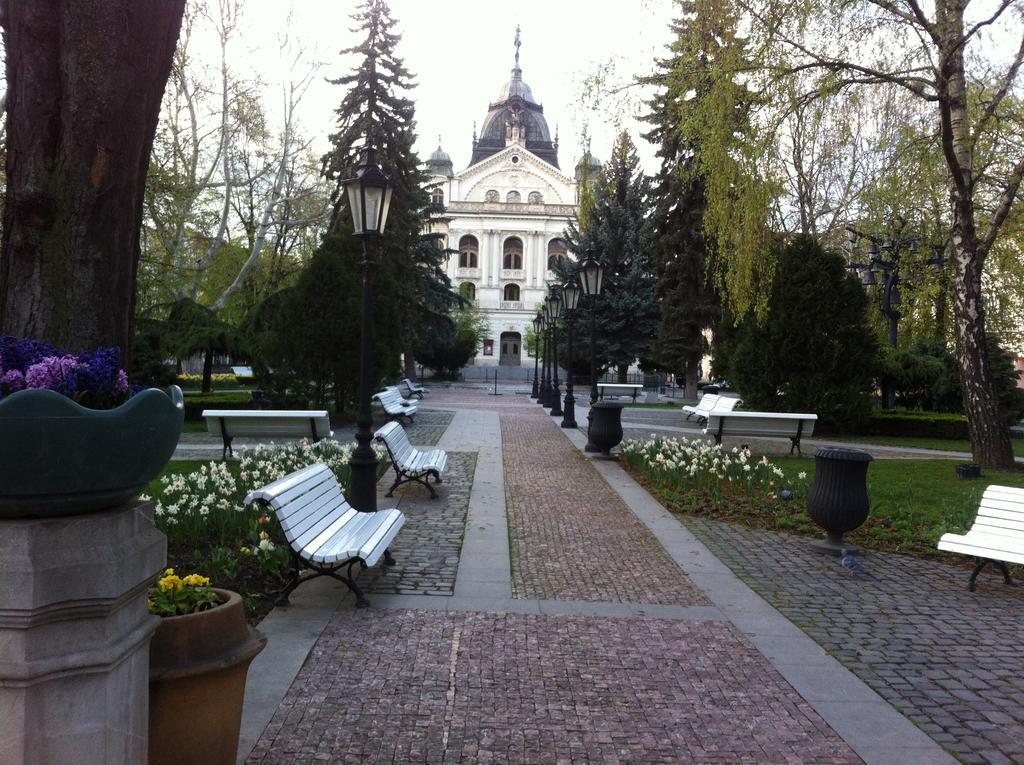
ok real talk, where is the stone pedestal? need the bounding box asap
[0,501,166,764]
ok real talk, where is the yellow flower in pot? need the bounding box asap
[148,570,266,765]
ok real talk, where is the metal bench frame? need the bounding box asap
[203,409,331,459]
[244,464,404,608]
[374,421,447,499]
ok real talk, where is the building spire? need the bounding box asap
[514,25,521,69]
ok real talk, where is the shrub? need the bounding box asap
[714,236,879,432]
[863,411,970,439]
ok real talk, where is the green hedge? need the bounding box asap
[181,391,252,421]
[862,411,970,440]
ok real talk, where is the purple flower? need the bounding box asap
[114,369,129,395]
[1,369,25,394]
[26,355,81,396]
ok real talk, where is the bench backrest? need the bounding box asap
[203,409,332,440]
[712,396,742,413]
[403,378,424,391]
[243,463,356,548]
[374,421,416,466]
[706,411,817,439]
[694,393,721,413]
[598,383,642,394]
[971,485,1024,540]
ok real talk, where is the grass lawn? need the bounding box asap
[820,433,1024,457]
[623,453,1024,562]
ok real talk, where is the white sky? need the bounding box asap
[227,0,678,173]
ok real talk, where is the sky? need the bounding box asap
[225,0,678,174]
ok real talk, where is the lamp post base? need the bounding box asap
[561,393,577,428]
[549,384,563,417]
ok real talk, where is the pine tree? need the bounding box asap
[565,132,659,382]
[319,0,454,384]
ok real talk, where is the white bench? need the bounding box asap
[938,484,1022,591]
[244,463,405,608]
[597,383,643,403]
[683,394,742,424]
[203,409,332,459]
[374,421,448,498]
[401,378,427,399]
[704,410,817,455]
[374,388,417,422]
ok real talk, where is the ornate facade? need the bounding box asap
[426,30,592,367]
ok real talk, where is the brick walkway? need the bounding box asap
[247,610,860,765]
[502,414,709,605]
[687,518,1024,765]
[241,396,963,764]
[363,452,476,597]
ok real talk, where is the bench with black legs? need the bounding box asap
[374,421,448,498]
[243,463,405,608]
[938,484,1023,591]
[401,378,427,399]
[373,388,417,423]
[704,410,818,455]
[203,409,333,459]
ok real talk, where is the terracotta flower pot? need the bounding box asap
[149,589,266,765]
[0,385,184,518]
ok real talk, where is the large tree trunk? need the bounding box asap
[683,352,700,401]
[938,9,1016,469]
[403,335,418,380]
[0,0,185,358]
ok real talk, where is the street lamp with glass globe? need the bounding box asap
[544,286,564,417]
[341,147,392,513]
[560,274,583,429]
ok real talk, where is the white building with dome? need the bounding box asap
[425,30,596,367]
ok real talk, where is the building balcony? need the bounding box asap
[499,301,524,311]
[500,269,525,281]
[456,267,480,278]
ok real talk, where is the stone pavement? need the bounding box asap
[239,388,955,765]
[687,519,1024,765]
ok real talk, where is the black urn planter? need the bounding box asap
[806,447,873,555]
[586,401,625,457]
[955,463,982,480]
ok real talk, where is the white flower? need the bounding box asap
[798,472,807,480]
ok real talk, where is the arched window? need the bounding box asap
[503,237,523,270]
[431,187,444,205]
[547,238,568,271]
[528,191,543,204]
[459,282,476,301]
[506,190,521,203]
[485,189,500,203]
[458,235,478,269]
[503,284,520,301]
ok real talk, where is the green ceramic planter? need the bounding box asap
[0,385,184,518]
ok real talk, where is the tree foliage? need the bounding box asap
[715,236,879,431]
[564,131,659,380]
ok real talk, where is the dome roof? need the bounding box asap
[495,67,535,103]
[467,27,561,170]
[426,140,454,177]
[429,145,452,164]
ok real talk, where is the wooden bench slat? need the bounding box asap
[357,509,405,563]
[284,489,350,544]
[312,511,388,564]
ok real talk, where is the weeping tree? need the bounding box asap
[164,298,246,393]
[0,1,186,358]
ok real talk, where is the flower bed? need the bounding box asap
[148,439,386,621]
[620,436,817,535]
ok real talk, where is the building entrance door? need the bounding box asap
[499,332,521,366]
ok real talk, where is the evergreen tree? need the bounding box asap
[714,236,879,431]
[318,0,453,384]
[565,132,659,382]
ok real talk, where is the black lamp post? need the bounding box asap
[560,274,583,429]
[545,286,564,417]
[579,251,605,404]
[341,147,393,513]
[846,225,944,410]
[531,312,543,399]
[538,312,550,406]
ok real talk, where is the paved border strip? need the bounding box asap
[555,421,957,765]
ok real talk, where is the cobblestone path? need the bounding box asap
[363,452,475,596]
[502,414,709,605]
[247,610,860,765]
[403,410,454,446]
[688,518,1024,765]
